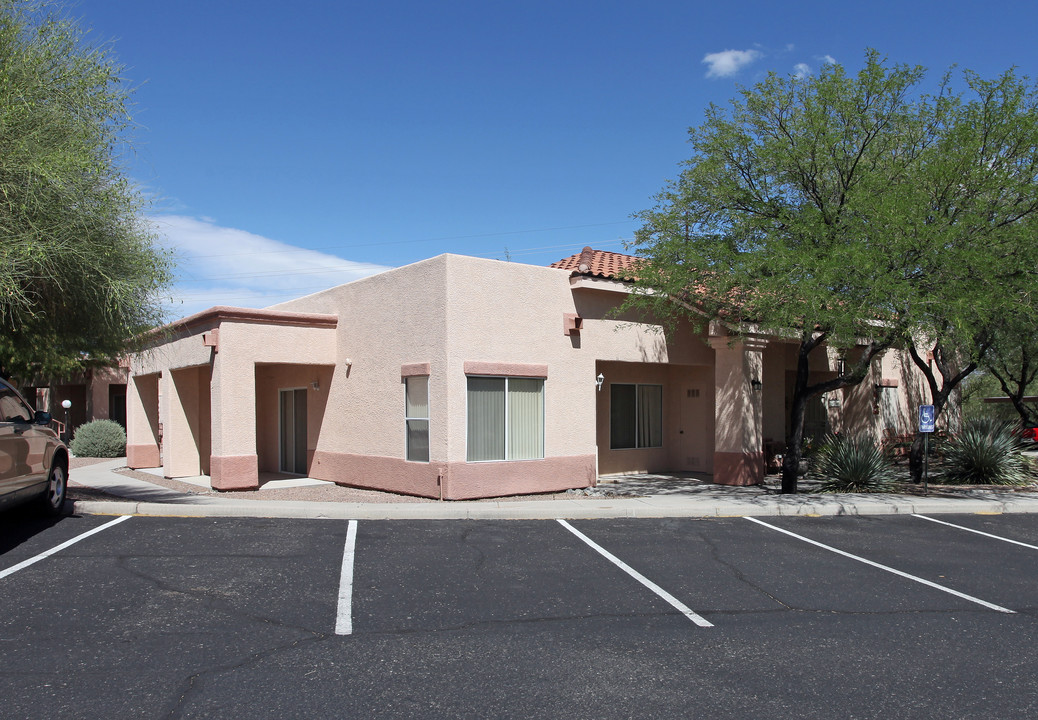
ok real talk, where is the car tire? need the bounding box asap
[38,461,68,516]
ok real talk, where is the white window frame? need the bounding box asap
[466,375,545,462]
[404,375,430,462]
[610,383,663,450]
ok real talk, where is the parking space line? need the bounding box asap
[0,515,132,580]
[912,514,1038,550]
[335,520,358,636]
[744,517,1015,614]
[556,519,713,627]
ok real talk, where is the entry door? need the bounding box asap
[279,389,308,474]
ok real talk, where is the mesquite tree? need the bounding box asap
[627,51,1038,493]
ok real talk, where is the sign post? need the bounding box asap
[919,405,935,494]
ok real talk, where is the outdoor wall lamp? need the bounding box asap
[750,377,762,392]
[596,373,605,392]
[311,381,320,391]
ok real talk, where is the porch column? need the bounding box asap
[208,331,259,490]
[126,373,160,469]
[161,367,203,478]
[711,337,766,486]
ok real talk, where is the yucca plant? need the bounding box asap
[942,417,1034,485]
[812,434,893,493]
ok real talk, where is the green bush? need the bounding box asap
[942,417,1034,485]
[70,419,127,458]
[813,434,893,493]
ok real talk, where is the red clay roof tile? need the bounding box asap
[549,246,641,280]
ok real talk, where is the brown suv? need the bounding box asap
[0,377,69,515]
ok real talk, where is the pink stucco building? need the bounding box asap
[126,248,931,498]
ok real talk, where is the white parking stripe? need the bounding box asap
[0,515,132,580]
[912,514,1038,550]
[745,516,1015,614]
[335,520,358,636]
[557,519,713,628]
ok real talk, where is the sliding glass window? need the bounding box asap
[610,383,663,449]
[466,376,544,461]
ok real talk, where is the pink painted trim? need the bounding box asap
[401,362,431,377]
[309,451,596,500]
[713,451,764,486]
[311,451,441,498]
[464,361,548,378]
[145,306,338,338]
[446,455,595,499]
[127,444,160,469]
[210,454,259,491]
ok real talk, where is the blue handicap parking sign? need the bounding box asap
[919,405,935,433]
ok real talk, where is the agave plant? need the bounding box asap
[812,434,893,493]
[942,417,1034,485]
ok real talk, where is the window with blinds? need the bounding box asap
[466,376,544,461]
[405,376,430,462]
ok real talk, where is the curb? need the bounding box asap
[70,494,1038,521]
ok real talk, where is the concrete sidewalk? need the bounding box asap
[67,459,1038,520]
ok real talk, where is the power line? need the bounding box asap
[178,220,637,260]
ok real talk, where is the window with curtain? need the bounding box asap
[405,376,430,462]
[610,383,663,449]
[466,376,544,461]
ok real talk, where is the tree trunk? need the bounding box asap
[906,339,980,482]
[781,339,814,494]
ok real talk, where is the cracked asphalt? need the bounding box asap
[3,510,1038,718]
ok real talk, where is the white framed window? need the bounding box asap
[466,376,544,461]
[405,376,430,462]
[610,383,663,449]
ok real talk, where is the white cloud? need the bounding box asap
[149,214,391,321]
[702,49,762,78]
[794,62,812,78]
[820,54,837,65]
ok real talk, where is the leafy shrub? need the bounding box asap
[813,434,893,493]
[942,417,1034,485]
[70,419,126,458]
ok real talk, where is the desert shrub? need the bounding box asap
[813,434,893,493]
[70,419,126,458]
[942,417,1034,485]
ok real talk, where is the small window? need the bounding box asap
[405,376,430,462]
[466,376,544,461]
[610,383,663,449]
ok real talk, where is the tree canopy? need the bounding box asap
[627,51,1038,492]
[0,0,172,381]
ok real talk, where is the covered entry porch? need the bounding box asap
[126,307,339,490]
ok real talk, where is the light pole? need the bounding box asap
[61,399,71,443]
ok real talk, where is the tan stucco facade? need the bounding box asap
[126,254,938,498]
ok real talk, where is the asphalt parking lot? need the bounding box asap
[3,511,1038,719]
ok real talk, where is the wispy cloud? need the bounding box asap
[150,215,391,321]
[793,62,812,78]
[820,54,837,65]
[702,48,762,78]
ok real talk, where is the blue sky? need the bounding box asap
[75,0,1038,320]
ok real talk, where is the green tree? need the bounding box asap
[896,69,1038,480]
[627,51,1038,493]
[979,315,1038,427]
[0,0,172,381]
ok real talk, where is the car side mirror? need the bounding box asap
[35,410,52,425]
